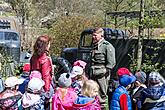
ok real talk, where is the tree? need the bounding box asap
[4,0,32,50]
[137,0,145,70]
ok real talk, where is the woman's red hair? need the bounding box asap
[33,35,51,56]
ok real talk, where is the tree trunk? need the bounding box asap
[137,0,145,70]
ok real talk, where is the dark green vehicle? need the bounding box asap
[61,28,127,75]
[61,28,165,76]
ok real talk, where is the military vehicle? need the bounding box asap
[0,17,21,77]
[61,28,165,75]
[61,28,127,74]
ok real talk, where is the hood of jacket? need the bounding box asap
[143,85,165,100]
[22,92,41,108]
[74,95,95,105]
[73,96,101,110]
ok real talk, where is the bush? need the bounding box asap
[48,15,103,55]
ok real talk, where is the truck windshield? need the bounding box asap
[82,34,93,47]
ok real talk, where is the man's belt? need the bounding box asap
[90,65,110,79]
[91,64,105,66]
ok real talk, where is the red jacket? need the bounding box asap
[30,53,52,92]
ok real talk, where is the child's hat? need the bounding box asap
[5,76,24,87]
[119,74,136,87]
[135,71,146,84]
[73,60,87,69]
[58,73,72,87]
[117,67,132,76]
[117,68,136,87]
[23,63,30,72]
[70,66,83,78]
[30,70,42,80]
[148,71,165,85]
[28,78,45,92]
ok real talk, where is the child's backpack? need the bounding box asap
[0,94,22,110]
[52,88,77,110]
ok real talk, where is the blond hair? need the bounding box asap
[81,80,99,97]
[93,27,104,36]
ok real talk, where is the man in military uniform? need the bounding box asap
[91,27,116,110]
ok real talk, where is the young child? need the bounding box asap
[52,73,77,110]
[132,71,147,110]
[140,71,165,110]
[0,76,24,110]
[73,80,101,110]
[29,70,54,110]
[18,63,30,94]
[22,77,45,110]
[110,67,136,110]
[70,66,88,95]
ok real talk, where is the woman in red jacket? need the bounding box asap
[30,35,53,110]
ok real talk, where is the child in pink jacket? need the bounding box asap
[52,73,77,110]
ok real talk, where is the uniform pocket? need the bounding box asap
[94,51,105,61]
[91,66,106,76]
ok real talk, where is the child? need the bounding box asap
[30,70,54,110]
[52,73,77,110]
[18,63,30,94]
[22,77,45,110]
[132,71,147,110]
[140,71,165,110]
[70,66,88,95]
[0,76,24,110]
[110,68,136,110]
[73,80,101,110]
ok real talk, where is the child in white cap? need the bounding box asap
[0,76,24,109]
[70,66,88,95]
[73,60,87,70]
[52,73,77,110]
[22,77,45,110]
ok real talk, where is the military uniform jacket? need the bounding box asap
[91,38,116,76]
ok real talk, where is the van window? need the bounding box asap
[5,32,18,41]
[0,32,3,40]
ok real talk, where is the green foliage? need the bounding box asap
[129,54,138,73]
[48,15,103,55]
[144,13,164,28]
[129,40,165,73]
[0,47,15,78]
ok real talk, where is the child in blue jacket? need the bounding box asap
[110,68,136,110]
